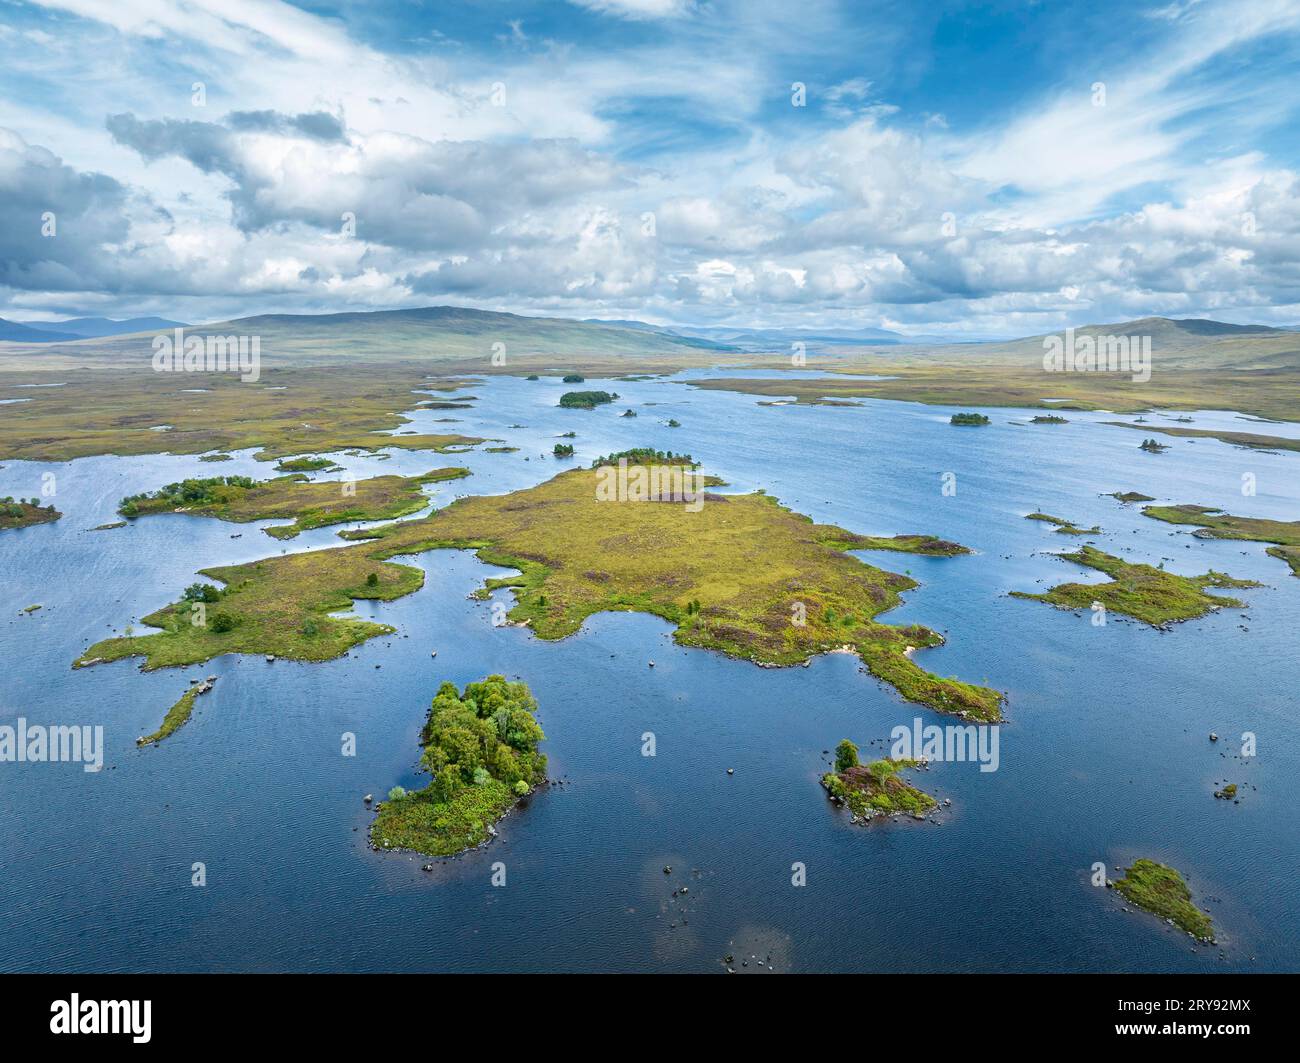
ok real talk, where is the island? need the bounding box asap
[559,390,618,409]
[274,455,337,472]
[116,468,469,539]
[138,675,218,745]
[1,497,61,531]
[1025,512,1101,536]
[950,412,990,426]
[1112,859,1214,943]
[1107,491,1155,503]
[821,740,935,822]
[1030,414,1069,424]
[562,374,585,383]
[1142,504,1300,577]
[371,676,546,856]
[1139,438,1169,453]
[1011,545,1260,626]
[552,443,574,457]
[76,450,1003,724]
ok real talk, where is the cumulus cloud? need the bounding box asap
[1,0,1298,334]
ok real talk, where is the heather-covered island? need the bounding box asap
[1011,545,1259,626]
[371,676,546,856]
[1,497,60,531]
[821,739,935,822]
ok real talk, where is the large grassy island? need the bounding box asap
[118,467,469,539]
[1011,545,1259,626]
[76,451,1003,723]
[371,676,546,856]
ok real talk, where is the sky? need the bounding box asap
[1,0,1299,337]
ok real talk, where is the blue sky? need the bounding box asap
[1,0,1299,335]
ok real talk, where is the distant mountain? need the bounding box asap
[0,305,732,369]
[882,317,1300,371]
[0,318,81,343]
[22,316,187,339]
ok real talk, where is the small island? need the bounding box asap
[562,374,585,383]
[371,676,546,856]
[950,412,990,426]
[821,740,935,822]
[553,443,574,457]
[0,497,61,531]
[559,390,618,409]
[1108,491,1155,503]
[1030,414,1069,424]
[1139,438,1169,453]
[116,468,470,539]
[1142,504,1300,577]
[1026,512,1101,536]
[1011,545,1260,626]
[621,408,637,417]
[1113,859,1214,943]
[274,455,338,472]
[138,675,218,745]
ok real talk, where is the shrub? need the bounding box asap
[835,739,860,773]
[366,572,379,587]
[513,780,530,797]
[209,612,237,633]
[387,786,407,801]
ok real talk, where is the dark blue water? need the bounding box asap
[2,372,1297,972]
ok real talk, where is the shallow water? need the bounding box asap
[1,370,1296,972]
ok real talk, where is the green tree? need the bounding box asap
[835,739,859,773]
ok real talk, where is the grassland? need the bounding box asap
[1114,859,1214,942]
[371,676,546,856]
[0,365,483,463]
[1142,504,1300,577]
[0,499,60,531]
[1026,512,1101,536]
[1011,545,1259,626]
[76,463,1003,721]
[822,757,935,821]
[118,467,469,539]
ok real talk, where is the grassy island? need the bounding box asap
[371,676,546,856]
[1142,504,1300,577]
[1114,859,1214,942]
[116,468,468,539]
[77,459,1002,721]
[138,676,218,745]
[1026,512,1101,536]
[559,390,618,409]
[1,497,61,531]
[950,412,991,426]
[1011,545,1259,626]
[274,455,336,472]
[822,740,935,821]
[1108,491,1155,503]
[1030,414,1069,424]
